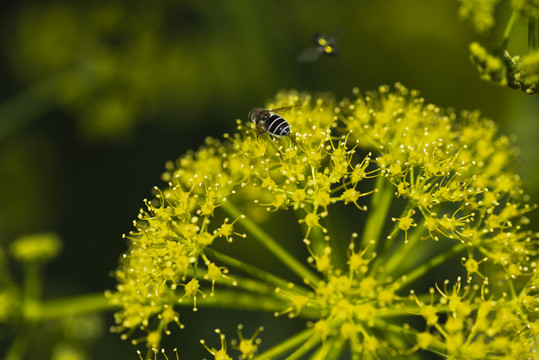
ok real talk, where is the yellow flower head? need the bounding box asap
[109,84,537,358]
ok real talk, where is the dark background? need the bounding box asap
[0,1,538,359]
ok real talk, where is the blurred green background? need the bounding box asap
[0,0,538,359]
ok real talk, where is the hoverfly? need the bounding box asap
[297,32,339,63]
[249,106,300,140]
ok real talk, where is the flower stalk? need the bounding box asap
[360,175,393,251]
[221,201,320,285]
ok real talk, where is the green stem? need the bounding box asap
[351,336,360,360]
[397,243,464,290]
[529,17,537,51]
[286,317,344,360]
[536,19,539,51]
[372,318,447,356]
[312,335,345,360]
[6,285,111,358]
[22,263,42,321]
[178,289,320,316]
[370,202,416,274]
[323,217,346,272]
[221,201,320,285]
[502,9,519,49]
[360,176,393,250]
[38,293,113,320]
[0,73,65,140]
[382,224,425,276]
[5,327,32,360]
[186,263,290,298]
[204,247,311,296]
[255,327,316,360]
[283,332,322,360]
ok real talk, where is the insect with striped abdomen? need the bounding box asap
[248,106,300,141]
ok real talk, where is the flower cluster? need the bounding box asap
[458,0,501,33]
[459,0,539,93]
[109,84,538,358]
[470,42,539,94]
[9,232,62,264]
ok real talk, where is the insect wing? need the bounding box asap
[297,47,322,63]
[268,105,303,115]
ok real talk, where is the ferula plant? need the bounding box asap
[108,83,539,359]
[459,0,539,93]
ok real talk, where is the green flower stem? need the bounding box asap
[22,263,42,321]
[397,243,464,290]
[312,335,344,360]
[351,336,360,360]
[280,333,322,360]
[502,9,519,49]
[6,292,112,359]
[360,175,393,251]
[178,289,319,316]
[287,317,343,360]
[329,178,354,194]
[255,326,315,360]
[0,72,64,140]
[508,277,518,299]
[323,217,346,271]
[382,225,424,276]
[529,18,537,51]
[5,327,32,360]
[221,201,320,285]
[305,226,327,255]
[372,318,446,356]
[38,293,113,320]
[370,203,418,275]
[201,267,277,295]
[377,306,424,317]
[536,18,539,51]
[204,247,311,296]
[185,264,289,298]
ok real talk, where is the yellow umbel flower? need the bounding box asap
[109,84,537,359]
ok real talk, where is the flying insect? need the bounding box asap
[297,32,339,63]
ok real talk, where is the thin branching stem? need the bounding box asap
[221,201,320,285]
[397,243,464,290]
[37,293,113,320]
[178,289,310,315]
[370,202,418,275]
[0,70,73,140]
[204,247,311,296]
[360,176,393,251]
[382,225,425,276]
[529,17,537,51]
[254,326,316,360]
[5,328,32,360]
[502,9,519,49]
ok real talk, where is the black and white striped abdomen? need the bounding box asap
[265,114,291,137]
